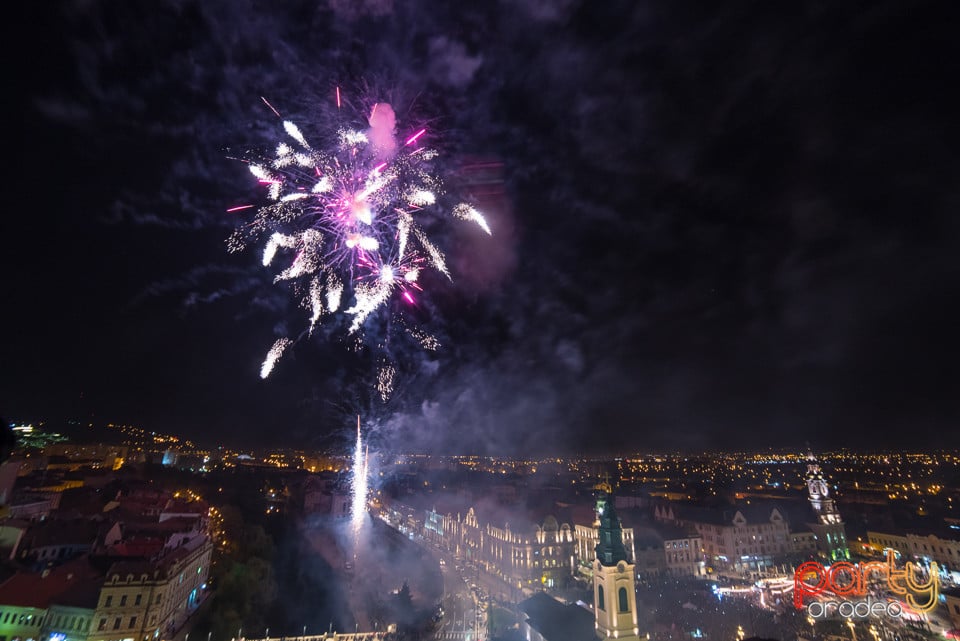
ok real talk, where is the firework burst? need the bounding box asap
[228,93,490,390]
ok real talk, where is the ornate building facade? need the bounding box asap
[805,451,849,561]
[435,507,575,590]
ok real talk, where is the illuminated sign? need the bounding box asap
[794,551,938,619]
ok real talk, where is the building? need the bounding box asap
[790,530,818,556]
[632,528,664,578]
[42,445,128,472]
[633,522,705,578]
[432,506,575,591]
[0,482,214,641]
[867,529,960,570]
[515,490,645,641]
[302,476,350,518]
[804,451,849,561]
[943,587,960,630]
[0,461,21,506]
[592,490,640,641]
[18,519,102,569]
[0,520,28,561]
[574,521,635,572]
[482,515,575,589]
[0,557,102,641]
[657,503,792,574]
[92,533,212,641]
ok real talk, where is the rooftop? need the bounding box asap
[0,557,102,609]
[518,592,595,641]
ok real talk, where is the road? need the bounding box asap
[377,514,491,640]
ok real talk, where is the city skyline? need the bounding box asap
[7,1,959,453]
[3,411,960,637]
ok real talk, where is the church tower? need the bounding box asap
[805,450,849,561]
[806,451,841,524]
[592,488,640,641]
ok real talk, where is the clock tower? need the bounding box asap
[805,450,849,560]
[592,489,640,640]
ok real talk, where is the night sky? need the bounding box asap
[7,0,959,454]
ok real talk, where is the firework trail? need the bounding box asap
[351,416,368,545]
[260,337,292,379]
[227,91,491,394]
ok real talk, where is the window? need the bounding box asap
[121,595,128,606]
[99,619,107,631]
[155,595,161,605]
[114,617,122,630]
[597,585,605,610]
[135,594,142,606]
[618,587,629,613]
[105,596,113,607]
[129,617,137,629]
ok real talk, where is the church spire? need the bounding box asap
[594,489,628,566]
[803,448,849,561]
[591,488,640,640]
[805,450,840,524]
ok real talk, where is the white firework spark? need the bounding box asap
[377,364,396,401]
[308,277,324,332]
[229,95,491,380]
[346,280,394,333]
[283,120,310,148]
[260,337,292,379]
[453,203,492,235]
[351,417,368,543]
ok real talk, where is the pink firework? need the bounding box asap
[227,90,492,384]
